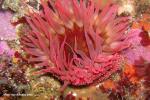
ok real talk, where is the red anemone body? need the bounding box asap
[21,0,150,91]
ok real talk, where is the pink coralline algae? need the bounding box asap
[21,0,150,90]
[0,41,14,72]
[0,41,14,56]
[0,11,16,41]
[120,30,150,64]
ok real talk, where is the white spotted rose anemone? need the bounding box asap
[20,0,150,91]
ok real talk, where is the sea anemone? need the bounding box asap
[20,0,150,91]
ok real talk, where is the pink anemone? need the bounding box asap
[21,0,150,91]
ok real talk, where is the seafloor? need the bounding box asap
[0,0,150,100]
